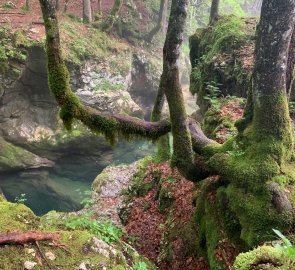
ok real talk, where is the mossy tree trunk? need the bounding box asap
[161,0,197,178]
[100,0,123,32]
[194,0,295,268]
[145,0,169,43]
[83,0,92,23]
[151,78,171,162]
[209,0,220,25]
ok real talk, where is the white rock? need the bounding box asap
[24,261,37,270]
[45,251,56,261]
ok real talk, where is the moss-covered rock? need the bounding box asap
[233,246,293,270]
[189,16,256,115]
[0,201,156,270]
[0,138,53,172]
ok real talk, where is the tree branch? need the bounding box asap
[0,232,60,245]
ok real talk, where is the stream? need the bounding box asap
[0,139,155,215]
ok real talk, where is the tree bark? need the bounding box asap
[151,78,171,161]
[0,232,60,245]
[55,0,59,11]
[161,0,195,177]
[286,27,295,97]
[252,0,295,142]
[64,0,69,13]
[97,0,102,14]
[145,0,169,43]
[209,0,220,25]
[25,0,29,10]
[100,0,122,31]
[83,0,92,23]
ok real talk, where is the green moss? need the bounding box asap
[0,201,156,270]
[189,16,255,111]
[157,184,174,213]
[0,138,41,171]
[194,178,228,269]
[0,201,39,231]
[233,246,290,270]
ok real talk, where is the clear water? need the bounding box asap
[0,139,155,215]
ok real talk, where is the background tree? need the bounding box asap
[209,0,220,25]
[145,0,169,43]
[25,0,29,10]
[64,0,69,12]
[97,0,102,14]
[83,0,92,23]
[100,0,123,31]
[55,0,59,11]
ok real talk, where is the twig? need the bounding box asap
[35,241,55,270]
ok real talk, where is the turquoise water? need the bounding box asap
[0,140,154,215]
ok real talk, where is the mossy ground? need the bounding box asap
[233,246,294,270]
[0,199,156,270]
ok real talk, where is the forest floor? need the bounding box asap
[122,100,245,270]
[0,0,152,40]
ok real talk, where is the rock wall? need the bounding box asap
[0,45,159,172]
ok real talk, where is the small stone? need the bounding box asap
[25,248,35,254]
[24,261,37,270]
[45,251,56,261]
[76,262,92,270]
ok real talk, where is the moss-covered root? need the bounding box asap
[194,178,231,270]
[233,246,292,270]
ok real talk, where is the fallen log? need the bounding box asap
[0,232,60,245]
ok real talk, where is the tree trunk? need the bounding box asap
[83,0,92,23]
[209,0,220,25]
[161,0,195,177]
[252,0,295,143]
[55,0,59,11]
[162,0,168,34]
[25,0,29,9]
[145,0,169,43]
[64,0,69,12]
[97,0,102,14]
[151,78,171,162]
[286,27,295,97]
[100,0,122,31]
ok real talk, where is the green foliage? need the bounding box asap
[227,141,245,157]
[60,19,110,63]
[1,1,16,9]
[94,79,124,92]
[21,3,29,13]
[76,189,94,208]
[222,0,246,17]
[0,26,31,73]
[14,193,27,204]
[65,212,125,244]
[203,81,222,110]
[273,229,295,260]
[133,261,148,270]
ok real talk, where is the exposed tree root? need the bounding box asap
[0,231,60,245]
